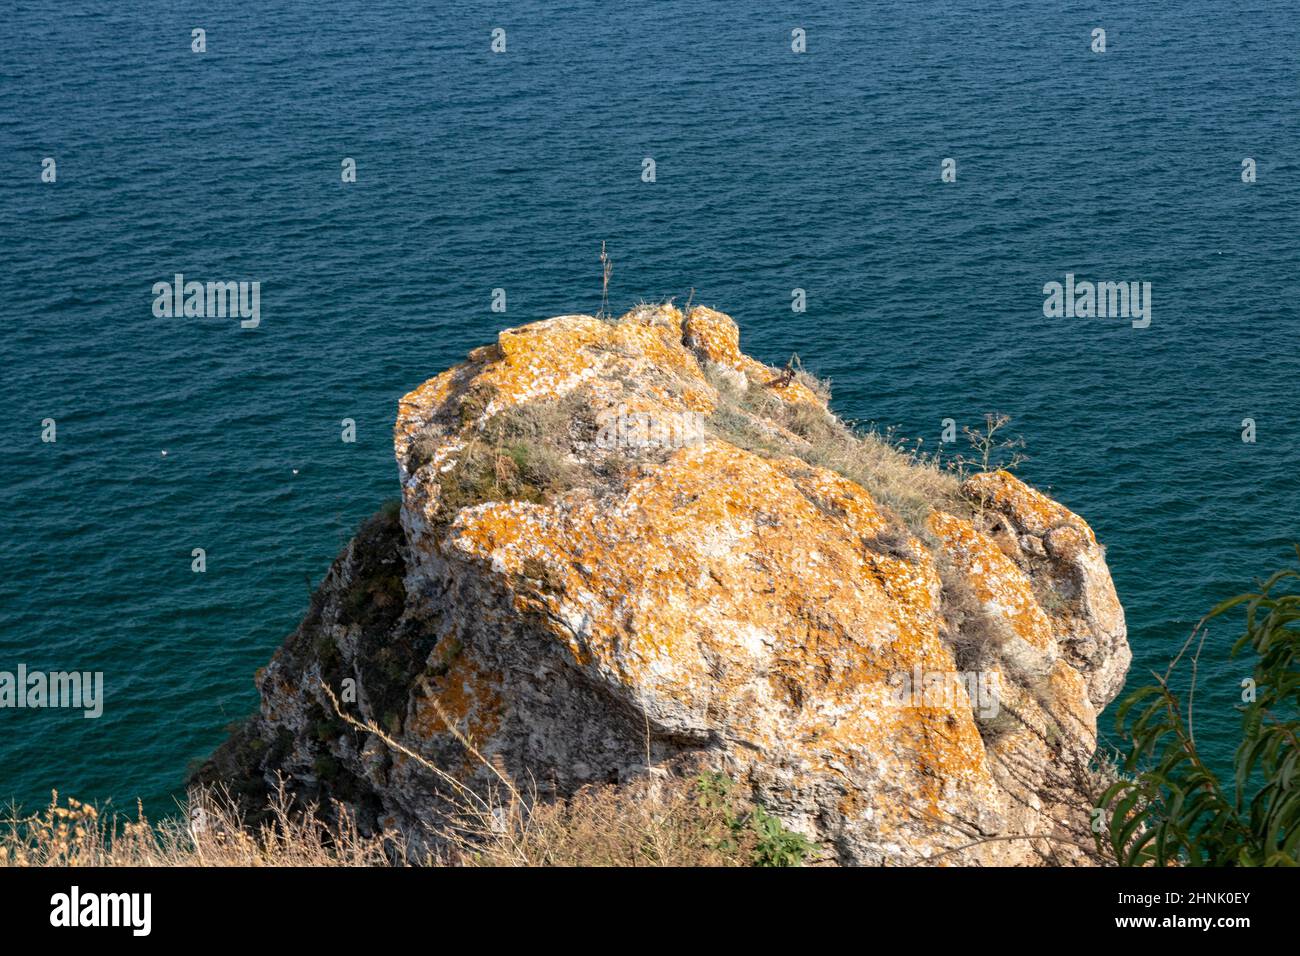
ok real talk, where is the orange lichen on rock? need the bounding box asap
[444,438,1004,849]
[407,640,503,773]
[927,510,1054,653]
[394,364,468,460]
[963,470,1097,547]
[483,314,698,413]
[959,470,1129,709]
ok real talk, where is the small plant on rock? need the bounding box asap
[956,413,1028,477]
[695,771,815,867]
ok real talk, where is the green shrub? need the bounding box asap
[695,772,815,867]
[1098,558,1300,866]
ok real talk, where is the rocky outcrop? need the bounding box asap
[204,304,1130,865]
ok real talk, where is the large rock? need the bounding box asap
[205,304,1129,865]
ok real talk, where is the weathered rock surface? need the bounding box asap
[204,304,1130,865]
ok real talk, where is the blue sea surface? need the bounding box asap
[2,0,1298,815]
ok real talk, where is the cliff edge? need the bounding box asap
[203,303,1130,865]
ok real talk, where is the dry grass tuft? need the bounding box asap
[701,362,964,535]
[453,776,756,867]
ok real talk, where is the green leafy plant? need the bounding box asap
[1098,557,1300,866]
[747,805,815,866]
[695,772,814,866]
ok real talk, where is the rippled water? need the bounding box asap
[2,1,1298,814]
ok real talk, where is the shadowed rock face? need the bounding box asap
[205,304,1130,865]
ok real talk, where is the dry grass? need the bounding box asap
[451,776,758,867]
[0,782,402,867]
[0,775,762,868]
[701,362,965,535]
[1,777,768,869]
